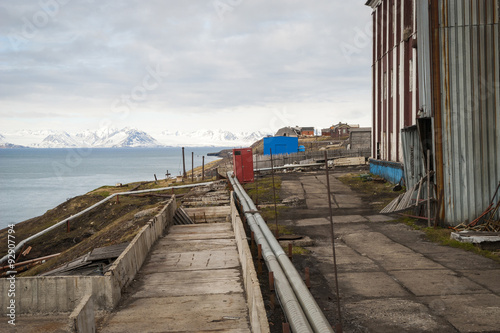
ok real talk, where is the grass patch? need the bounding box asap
[338,173,402,211]
[394,216,500,263]
[283,245,310,255]
[424,227,500,263]
[244,175,282,204]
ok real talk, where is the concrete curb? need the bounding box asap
[230,192,270,333]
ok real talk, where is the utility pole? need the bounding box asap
[182,147,186,178]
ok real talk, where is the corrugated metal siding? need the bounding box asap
[435,0,500,225]
[401,126,426,189]
[416,0,433,118]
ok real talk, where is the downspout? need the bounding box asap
[430,0,445,223]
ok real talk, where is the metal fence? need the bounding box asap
[253,148,371,169]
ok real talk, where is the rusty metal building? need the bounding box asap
[366,0,500,225]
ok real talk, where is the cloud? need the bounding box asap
[0,0,373,132]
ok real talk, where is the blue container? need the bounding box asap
[263,137,298,155]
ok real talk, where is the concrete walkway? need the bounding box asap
[100,222,251,333]
[280,171,500,333]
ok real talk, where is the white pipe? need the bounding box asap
[228,174,313,333]
[229,172,334,333]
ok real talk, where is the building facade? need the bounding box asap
[366,0,418,163]
[366,0,500,225]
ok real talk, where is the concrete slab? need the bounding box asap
[132,269,244,298]
[312,244,379,272]
[293,217,330,227]
[365,214,395,222]
[7,315,69,333]
[332,215,368,223]
[420,294,500,333]
[344,298,456,333]
[102,294,251,333]
[278,171,500,332]
[375,253,447,271]
[391,270,489,296]
[424,251,500,270]
[143,250,241,272]
[343,232,416,257]
[281,180,305,201]
[166,223,235,241]
[155,238,237,252]
[460,269,500,294]
[335,272,410,298]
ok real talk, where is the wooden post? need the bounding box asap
[192,152,194,182]
[182,147,186,178]
[202,156,205,180]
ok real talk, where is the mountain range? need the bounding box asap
[0,128,268,148]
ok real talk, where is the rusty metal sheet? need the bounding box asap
[435,0,500,225]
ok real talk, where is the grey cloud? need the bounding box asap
[1,0,373,128]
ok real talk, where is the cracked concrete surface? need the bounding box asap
[279,170,500,333]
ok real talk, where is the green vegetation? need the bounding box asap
[244,175,282,204]
[391,215,499,263]
[338,173,500,263]
[338,173,401,211]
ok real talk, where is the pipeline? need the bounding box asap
[228,172,334,333]
[0,181,214,265]
[228,174,313,333]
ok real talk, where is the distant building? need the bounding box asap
[263,136,298,155]
[321,128,332,136]
[349,128,372,151]
[300,127,315,137]
[330,122,353,139]
[275,126,301,137]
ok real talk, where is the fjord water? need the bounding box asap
[0,147,227,229]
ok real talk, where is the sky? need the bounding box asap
[0,1,374,136]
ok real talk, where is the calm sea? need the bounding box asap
[0,147,229,229]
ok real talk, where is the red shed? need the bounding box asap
[232,148,254,184]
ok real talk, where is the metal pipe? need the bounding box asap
[254,163,323,172]
[229,172,334,333]
[0,181,215,265]
[228,174,313,333]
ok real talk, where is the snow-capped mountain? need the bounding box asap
[0,128,268,148]
[31,128,162,148]
[157,129,269,147]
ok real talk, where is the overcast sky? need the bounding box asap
[0,1,373,135]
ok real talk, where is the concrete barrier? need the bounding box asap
[105,196,176,301]
[68,294,95,333]
[230,193,270,333]
[0,197,177,315]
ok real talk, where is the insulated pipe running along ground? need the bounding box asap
[228,174,313,333]
[229,172,334,333]
[0,182,215,265]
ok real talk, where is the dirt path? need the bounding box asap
[279,170,500,333]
